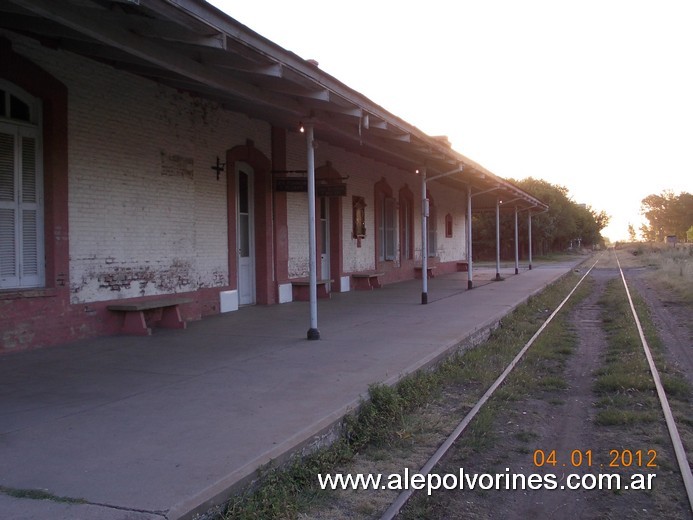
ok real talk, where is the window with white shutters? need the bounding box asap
[378,194,397,262]
[383,197,396,261]
[0,82,43,290]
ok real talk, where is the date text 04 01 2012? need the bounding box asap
[533,449,657,469]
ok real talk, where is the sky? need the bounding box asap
[207,0,692,242]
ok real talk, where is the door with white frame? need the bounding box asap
[236,163,255,305]
[320,197,330,289]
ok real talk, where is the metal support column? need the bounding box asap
[514,205,519,275]
[495,197,502,281]
[528,211,533,270]
[467,183,473,290]
[421,167,428,304]
[305,124,320,340]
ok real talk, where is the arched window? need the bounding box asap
[399,185,414,260]
[0,81,44,289]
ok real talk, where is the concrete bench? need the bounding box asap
[457,261,469,272]
[414,266,437,279]
[107,297,192,336]
[351,271,384,290]
[291,279,333,301]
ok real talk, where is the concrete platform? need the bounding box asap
[0,258,586,520]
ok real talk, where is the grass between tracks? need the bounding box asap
[596,279,675,425]
[203,267,589,520]
[594,277,691,424]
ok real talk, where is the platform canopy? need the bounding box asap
[1,0,547,212]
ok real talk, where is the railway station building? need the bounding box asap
[0,0,547,352]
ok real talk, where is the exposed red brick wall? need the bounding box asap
[0,38,74,353]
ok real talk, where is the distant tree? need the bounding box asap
[627,223,637,242]
[687,225,693,243]
[640,190,693,241]
[471,177,609,259]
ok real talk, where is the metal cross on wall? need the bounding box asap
[211,156,225,180]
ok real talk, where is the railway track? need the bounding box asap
[381,250,693,519]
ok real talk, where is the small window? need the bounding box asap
[445,213,453,238]
[1,85,35,124]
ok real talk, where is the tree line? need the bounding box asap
[471,177,609,260]
[634,190,693,242]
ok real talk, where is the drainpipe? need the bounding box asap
[305,123,320,340]
[514,205,519,275]
[421,167,428,304]
[495,197,502,281]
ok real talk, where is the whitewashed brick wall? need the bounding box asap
[10,34,270,303]
[285,135,469,278]
[8,30,469,303]
[426,183,468,262]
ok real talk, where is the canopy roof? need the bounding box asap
[1,0,547,212]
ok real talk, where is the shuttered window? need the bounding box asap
[383,197,396,261]
[378,195,397,261]
[0,121,43,289]
[401,198,412,260]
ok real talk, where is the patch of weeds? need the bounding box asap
[0,486,87,505]
[537,375,568,390]
[493,388,521,401]
[221,441,352,519]
[514,430,538,443]
[594,409,659,426]
[593,372,654,394]
[457,405,496,456]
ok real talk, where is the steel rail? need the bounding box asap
[615,251,693,514]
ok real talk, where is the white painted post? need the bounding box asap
[305,124,319,340]
[467,183,473,290]
[514,205,519,275]
[528,212,533,270]
[495,197,502,281]
[421,167,428,304]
